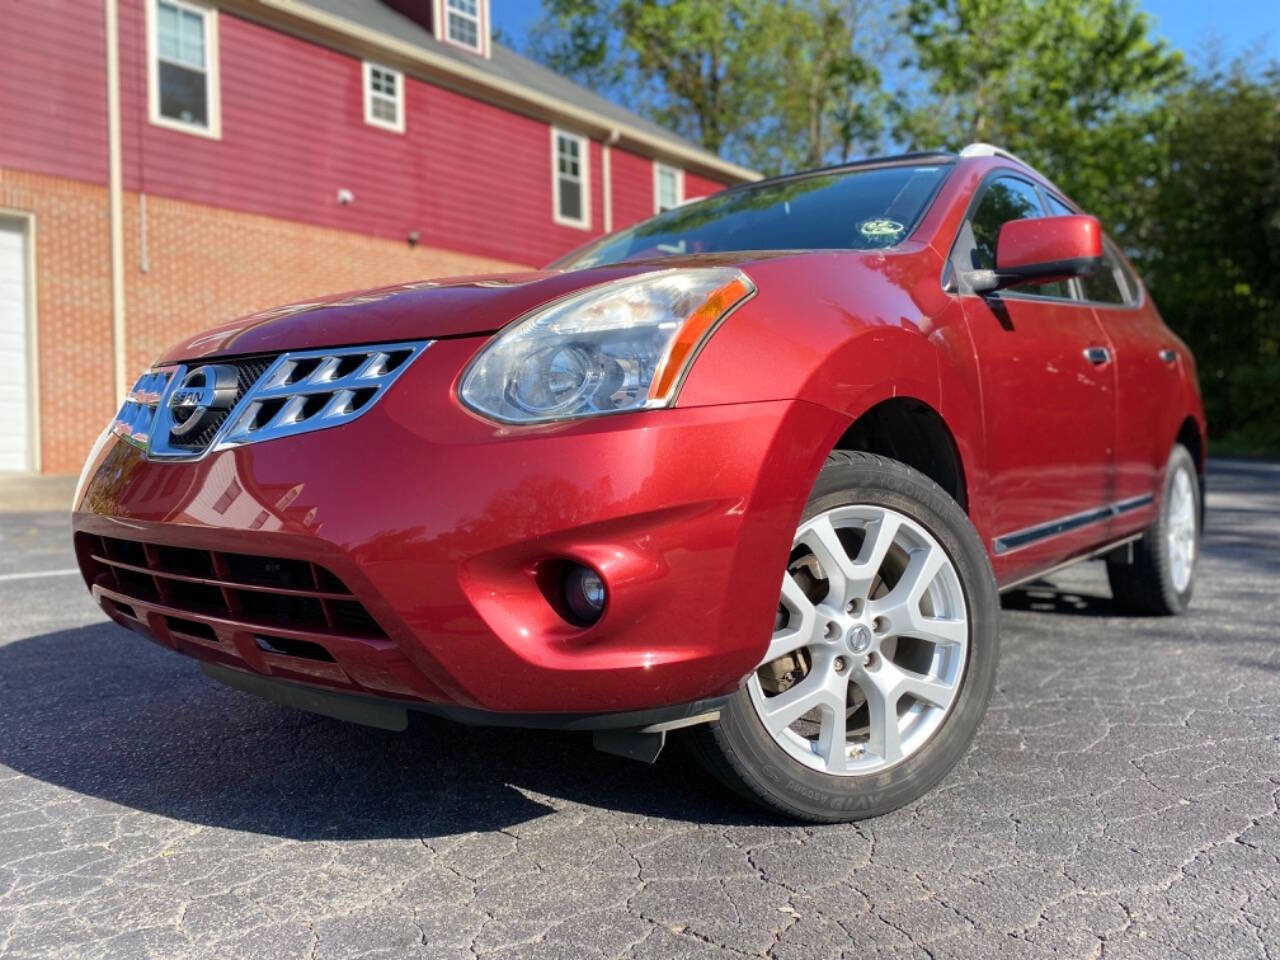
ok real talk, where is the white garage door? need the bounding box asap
[0,220,31,471]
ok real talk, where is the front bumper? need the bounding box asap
[74,337,840,717]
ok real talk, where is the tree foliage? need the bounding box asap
[527,0,895,173]
[755,1,891,170]
[900,0,1184,236]
[1140,60,1280,452]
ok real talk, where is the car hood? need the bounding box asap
[154,252,814,364]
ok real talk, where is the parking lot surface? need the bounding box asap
[1,460,1277,959]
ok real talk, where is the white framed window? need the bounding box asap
[654,163,684,213]
[146,0,220,138]
[444,0,482,52]
[552,128,591,230]
[363,62,404,133]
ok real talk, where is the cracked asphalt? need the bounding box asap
[1,459,1277,959]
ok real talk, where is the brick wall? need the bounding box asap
[0,168,528,474]
[118,192,526,381]
[1,168,115,477]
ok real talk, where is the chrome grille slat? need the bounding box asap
[112,370,174,449]
[318,389,356,419]
[217,342,429,449]
[248,353,411,399]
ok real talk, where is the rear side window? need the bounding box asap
[966,176,1071,299]
[1113,249,1143,305]
[1079,240,1127,305]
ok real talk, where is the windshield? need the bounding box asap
[553,161,953,270]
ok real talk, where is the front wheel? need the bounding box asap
[688,451,999,822]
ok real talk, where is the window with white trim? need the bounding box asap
[553,129,591,229]
[654,163,684,213]
[363,62,404,133]
[445,0,482,51]
[148,0,220,137]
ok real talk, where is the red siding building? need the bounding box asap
[0,0,756,473]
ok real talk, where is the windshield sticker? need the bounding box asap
[858,218,905,240]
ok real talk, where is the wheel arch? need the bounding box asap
[831,397,969,513]
[1175,416,1205,478]
[1174,415,1206,529]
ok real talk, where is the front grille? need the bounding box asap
[110,341,431,461]
[75,533,387,641]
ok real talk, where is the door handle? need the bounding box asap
[1159,348,1177,364]
[1084,346,1111,366]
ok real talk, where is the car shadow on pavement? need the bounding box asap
[999,579,1119,617]
[0,625,778,839]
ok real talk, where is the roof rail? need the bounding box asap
[962,142,1049,181]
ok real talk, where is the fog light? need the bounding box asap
[564,564,607,624]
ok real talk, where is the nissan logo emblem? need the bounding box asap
[167,364,239,437]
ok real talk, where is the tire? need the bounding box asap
[688,451,1000,823]
[1106,444,1200,616]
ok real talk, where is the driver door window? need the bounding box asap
[965,176,1072,299]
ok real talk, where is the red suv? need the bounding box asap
[73,144,1205,822]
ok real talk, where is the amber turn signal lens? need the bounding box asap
[649,276,754,403]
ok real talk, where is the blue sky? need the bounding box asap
[490,0,1278,63]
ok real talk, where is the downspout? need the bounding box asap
[105,0,127,401]
[602,128,620,235]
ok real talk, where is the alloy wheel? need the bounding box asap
[749,504,969,776]
[1167,466,1197,593]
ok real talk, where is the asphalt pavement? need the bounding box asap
[0,460,1276,959]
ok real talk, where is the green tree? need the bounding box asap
[525,0,894,173]
[528,0,786,157]
[752,1,882,170]
[1140,58,1280,452]
[900,0,1184,235]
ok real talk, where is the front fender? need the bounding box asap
[678,248,993,546]
[679,249,946,417]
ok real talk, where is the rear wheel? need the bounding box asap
[1107,444,1200,615]
[689,451,999,822]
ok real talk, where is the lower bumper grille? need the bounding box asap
[73,531,413,695]
[76,533,386,641]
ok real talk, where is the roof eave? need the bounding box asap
[221,0,761,184]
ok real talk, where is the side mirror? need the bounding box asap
[966,215,1103,293]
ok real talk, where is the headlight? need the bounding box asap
[458,267,754,423]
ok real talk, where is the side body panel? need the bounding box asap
[959,294,1117,582]
[1092,296,1195,536]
